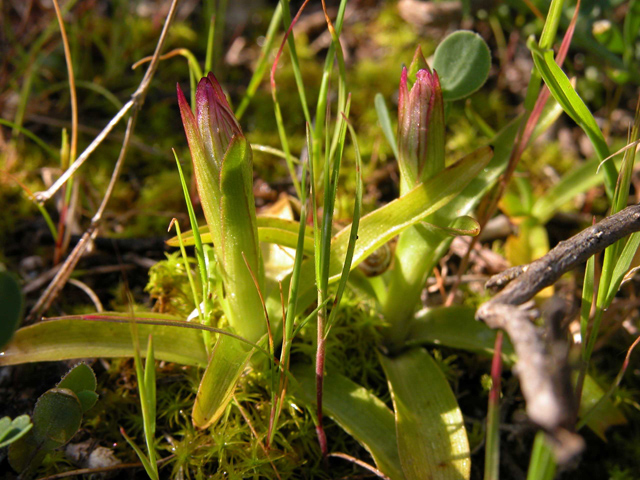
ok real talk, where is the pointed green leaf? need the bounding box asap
[380,347,470,480]
[0,316,208,367]
[291,365,405,480]
[192,334,254,428]
[527,37,617,197]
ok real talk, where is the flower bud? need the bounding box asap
[397,62,445,195]
[177,74,265,342]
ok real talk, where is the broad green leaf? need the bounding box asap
[0,416,32,448]
[420,215,480,237]
[192,334,254,428]
[167,216,315,254]
[0,270,24,349]
[380,347,470,480]
[0,316,209,367]
[527,37,617,196]
[407,306,517,363]
[433,31,491,101]
[327,146,492,283]
[408,306,625,438]
[291,365,405,480]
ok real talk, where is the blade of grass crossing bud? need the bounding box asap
[380,347,470,480]
[170,218,209,349]
[205,15,214,75]
[173,148,207,296]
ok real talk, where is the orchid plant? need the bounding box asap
[0,1,631,478]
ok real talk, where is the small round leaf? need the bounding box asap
[433,31,491,101]
[58,363,97,395]
[33,388,83,447]
[0,415,33,448]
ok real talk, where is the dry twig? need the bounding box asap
[477,203,640,462]
[28,0,181,320]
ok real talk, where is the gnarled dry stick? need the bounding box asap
[477,204,640,459]
[27,0,180,320]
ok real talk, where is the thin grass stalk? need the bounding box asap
[311,0,348,189]
[269,0,311,200]
[526,432,556,480]
[278,0,311,125]
[484,331,503,480]
[268,150,310,447]
[577,106,639,398]
[169,219,204,328]
[236,3,283,119]
[205,15,215,75]
[51,0,78,264]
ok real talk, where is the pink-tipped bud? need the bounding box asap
[196,73,243,170]
[397,65,445,193]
